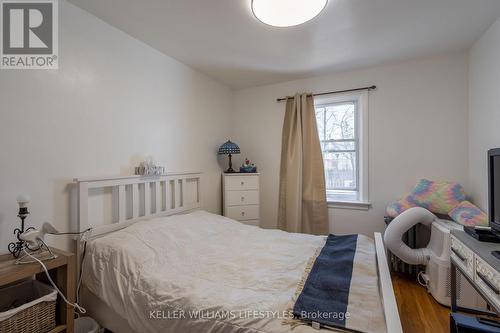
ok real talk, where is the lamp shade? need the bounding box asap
[218,140,240,155]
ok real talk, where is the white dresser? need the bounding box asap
[222,173,260,226]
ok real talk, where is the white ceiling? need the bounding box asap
[68,0,500,89]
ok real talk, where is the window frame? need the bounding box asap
[314,91,370,210]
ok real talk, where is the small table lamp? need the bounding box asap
[218,140,240,173]
[8,195,32,258]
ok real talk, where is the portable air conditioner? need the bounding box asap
[424,219,485,308]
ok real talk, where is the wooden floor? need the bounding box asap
[392,274,450,333]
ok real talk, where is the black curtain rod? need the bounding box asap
[276,85,376,102]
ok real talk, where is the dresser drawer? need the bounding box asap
[225,190,259,206]
[226,205,259,221]
[241,219,259,227]
[475,256,500,307]
[225,176,259,190]
[451,235,474,279]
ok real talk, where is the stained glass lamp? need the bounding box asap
[218,140,240,173]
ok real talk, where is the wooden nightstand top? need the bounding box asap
[0,248,74,287]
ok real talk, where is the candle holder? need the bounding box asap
[8,195,36,258]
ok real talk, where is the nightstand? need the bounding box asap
[0,248,75,333]
[222,173,260,226]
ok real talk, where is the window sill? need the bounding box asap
[327,200,371,211]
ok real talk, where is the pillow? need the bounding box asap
[385,179,466,218]
[409,179,466,215]
[449,201,488,227]
[385,196,417,218]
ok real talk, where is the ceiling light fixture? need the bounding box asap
[251,0,328,28]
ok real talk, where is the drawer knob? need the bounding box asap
[241,181,245,186]
[241,196,245,201]
[241,211,245,216]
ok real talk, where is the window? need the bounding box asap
[315,92,369,207]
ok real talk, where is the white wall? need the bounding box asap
[232,53,470,237]
[468,17,500,211]
[0,0,481,255]
[0,1,233,253]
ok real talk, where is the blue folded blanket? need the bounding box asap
[293,234,359,331]
[285,233,385,332]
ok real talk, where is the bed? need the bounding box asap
[74,172,402,333]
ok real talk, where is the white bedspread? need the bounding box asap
[82,210,385,333]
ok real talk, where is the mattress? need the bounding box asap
[82,210,385,333]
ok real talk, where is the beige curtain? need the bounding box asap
[278,93,329,235]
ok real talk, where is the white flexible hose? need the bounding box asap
[384,207,437,265]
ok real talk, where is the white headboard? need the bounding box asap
[74,171,202,238]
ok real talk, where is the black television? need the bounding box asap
[488,148,500,236]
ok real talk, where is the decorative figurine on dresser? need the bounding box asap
[240,158,257,173]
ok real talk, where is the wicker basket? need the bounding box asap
[0,280,57,333]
